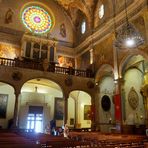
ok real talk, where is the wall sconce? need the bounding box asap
[95,82,99,86]
[140,115,143,120]
[109,117,112,124]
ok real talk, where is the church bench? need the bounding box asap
[44,140,91,148]
[0,143,40,148]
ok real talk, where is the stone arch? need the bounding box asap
[95,64,114,84]
[19,78,65,132]
[0,82,15,129]
[20,77,64,97]
[68,90,92,129]
[118,51,148,78]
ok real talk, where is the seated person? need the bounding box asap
[58,127,63,136]
[63,124,70,139]
[44,123,50,134]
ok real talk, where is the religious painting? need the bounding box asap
[0,94,8,118]
[54,98,64,120]
[60,23,66,38]
[58,55,75,68]
[70,118,74,125]
[0,43,20,59]
[84,105,91,120]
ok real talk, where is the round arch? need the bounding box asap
[19,78,64,133]
[19,76,66,98]
[0,82,15,129]
[95,64,114,84]
[118,51,148,78]
[67,90,92,129]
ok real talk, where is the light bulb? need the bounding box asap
[125,38,135,47]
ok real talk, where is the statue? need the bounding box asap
[5,8,14,24]
[60,23,66,38]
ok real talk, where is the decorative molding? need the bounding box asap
[12,71,23,81]
[128,87,139,110]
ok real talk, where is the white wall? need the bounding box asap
[124,68,145,125]
[99,77,115,132]
[67,97,75,127]
[0,83,15,128]
[68,91,91,128]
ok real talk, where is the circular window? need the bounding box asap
[101,95,111,111]
[22,6,53,34]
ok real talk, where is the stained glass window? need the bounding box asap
[22,6,53,34]
[81,20,86,34]
[99,4,104,19]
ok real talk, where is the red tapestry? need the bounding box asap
[114,94,122,121]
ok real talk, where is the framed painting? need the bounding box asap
[54,98,64,120]
[84,105,91,120]
[0,94,8,118]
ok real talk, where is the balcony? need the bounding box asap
[0,57,93,78]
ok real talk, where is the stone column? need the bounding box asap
[89,48,94,64]
[30,42,34,58]
[64,94,68,125]
[13,91,20,128]
[94,85,100,131]
[113,36,122,133]
[91,93,96,131]
[54,44,57,63]
[75,99,80,128]
[21,40,26,57]
[47,44,50,62]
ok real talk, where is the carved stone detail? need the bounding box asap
[128,87,139,110]
[12,71,22,81]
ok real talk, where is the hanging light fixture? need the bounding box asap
[114,0,144,49]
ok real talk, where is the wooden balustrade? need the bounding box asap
[0,57,93,78]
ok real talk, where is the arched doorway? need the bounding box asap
[19,78,63,133]
[68,90,92,129]
[0,82,15,129]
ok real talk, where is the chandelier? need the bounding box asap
[113,0,144,49]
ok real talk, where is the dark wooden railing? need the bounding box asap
[0,57,93,78]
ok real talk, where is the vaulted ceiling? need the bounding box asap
[54,0,98,29]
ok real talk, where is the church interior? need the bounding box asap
[0,0,148,147]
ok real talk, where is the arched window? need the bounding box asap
[81,20,86,34]
[99,4,104,19]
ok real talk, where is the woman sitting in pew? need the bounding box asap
[63,124,70,139]
[44,123,51,134]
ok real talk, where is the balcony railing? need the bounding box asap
[0,57,93,78]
